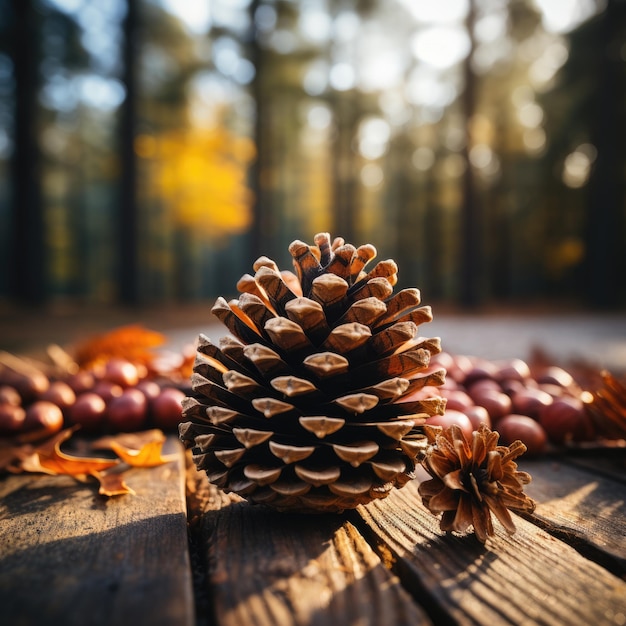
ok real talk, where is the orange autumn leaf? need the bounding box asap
[30,427,120,476]
[91,429,166,451]
[91,468,136,496]
[73,324,166,369]
[3,427,175,497]
[108,438,174,468]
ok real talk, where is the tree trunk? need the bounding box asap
[583,0,624,308]
[10,0,45,305]
[119,0,139,304]
[458,0,481,308]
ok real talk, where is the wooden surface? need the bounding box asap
[188,452,626,626]
[356,469,626,626]
[522,454,626,574]
[187,482,429,626]
[2,439,626,626]
[0,436,193,626]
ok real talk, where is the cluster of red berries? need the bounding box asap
[0,357,186,439]
[412,353,595,455]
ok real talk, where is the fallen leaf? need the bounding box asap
[91,429,166,452]
[72,324,166,369]
[1,427,176,498]
[108,438,175,468]
[34,427,120,476]
[91,468,136,496]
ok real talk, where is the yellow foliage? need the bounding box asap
[138,128,256,237]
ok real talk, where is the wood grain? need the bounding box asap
[188,472,430,626]
[355,477,626,626]
[560,448,626,484]
[4,442,626,626]
[0,436,193,626]
[520,458,626,574]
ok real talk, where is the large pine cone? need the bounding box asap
[179,233,446,512]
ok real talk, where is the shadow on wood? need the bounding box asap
[0,441,193,626]
[191,480,429,626]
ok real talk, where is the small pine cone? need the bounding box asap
[179,233,446,512]
[419,424,536,542]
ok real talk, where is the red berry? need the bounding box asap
[68,392,107,431]
[495,358,531,382]
[150,387,185,430]
[93,380,124,404]
[13,371,50,402]
[0,385,21,406]
[441,388,473,412]
[467,378,501,398]
[24,401,64,436]
[511,388,553,420]
[539,397,595,444]
[464,405,491,430]
[536,366,574,388]
[0,403,26,433]
[499,378,526,396]
[463,360,499,386]
[425,410,474,441]
[136,380,161,401]
[496,414,547,456]
[472,390,512,422]
[66,370,96,394]
[40,381,76,411]
[103,359,139,387]
[107,389,147,432]
[444,354,473,383]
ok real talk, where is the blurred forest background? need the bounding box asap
[0,0,624,311]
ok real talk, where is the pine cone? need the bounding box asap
[419,423,536,542]
[179,233,446,512]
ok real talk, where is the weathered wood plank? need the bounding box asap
[186,465,430,626]
[521,458,626,574]
[559,447,626,484]
[0,436,194,626]
[355,478,626,626]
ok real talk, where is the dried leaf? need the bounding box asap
[46,343,80,375]
[91,429,174,468]
[108,438,174,468]
[586,370,626,439]
[34,428,120,476]
[1,427,176,497]
[91,429,166,451]
[72,324,166,369]
[91,468,136,496]
[16,449,53,474]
